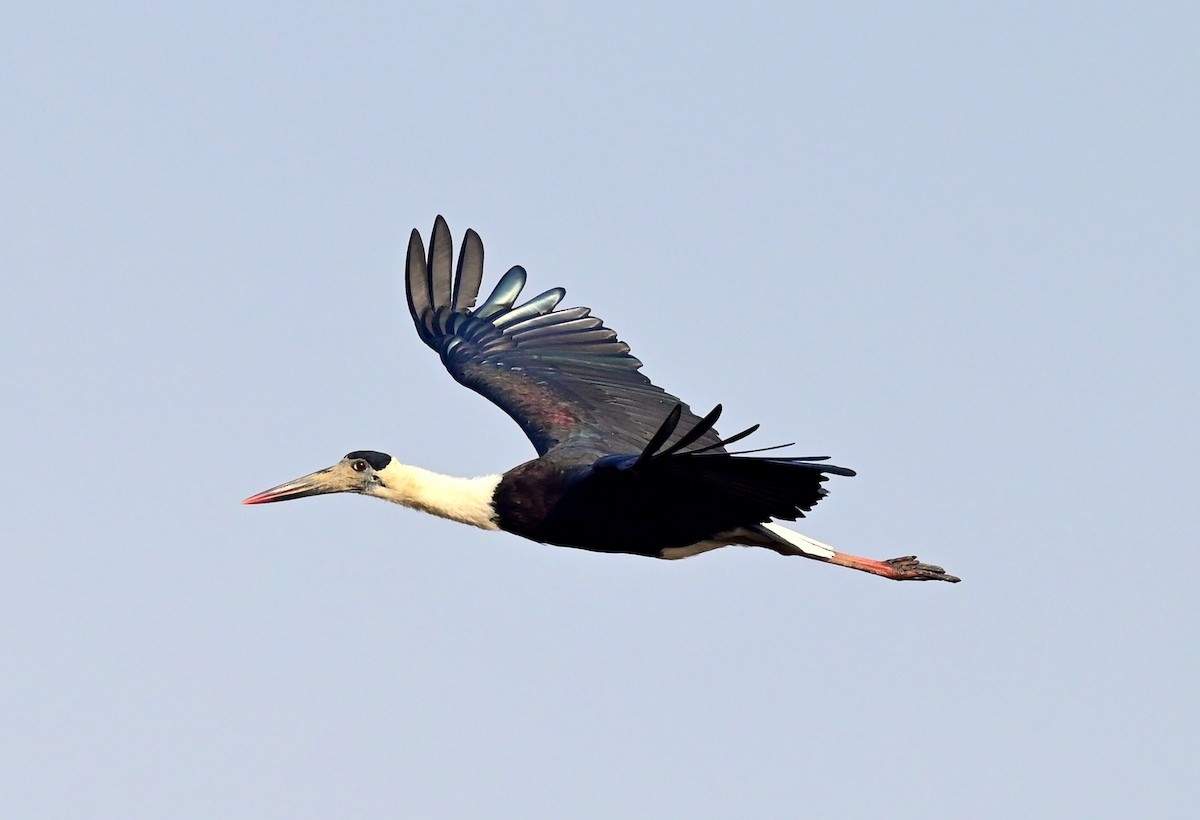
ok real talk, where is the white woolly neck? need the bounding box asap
[370,462,501,530]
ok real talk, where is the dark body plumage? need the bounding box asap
[407,217,854,558]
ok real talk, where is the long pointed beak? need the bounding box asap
[242,468,337,505]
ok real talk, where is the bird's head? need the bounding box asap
[242,450,395,505]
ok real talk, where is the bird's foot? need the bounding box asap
[823,551,962,583]
[881,555,961,583]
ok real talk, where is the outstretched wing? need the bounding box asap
[406,216,724,456]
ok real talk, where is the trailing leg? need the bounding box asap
[755,523,961,583]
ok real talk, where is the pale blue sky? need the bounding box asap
[3,3,1197,817]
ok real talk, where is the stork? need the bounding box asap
[244,217,959,583]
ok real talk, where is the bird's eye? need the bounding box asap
[351,460,368,472]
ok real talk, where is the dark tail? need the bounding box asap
[605,404,856,521]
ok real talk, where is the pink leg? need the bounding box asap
[753,524,960,582]
[825,551,961,582]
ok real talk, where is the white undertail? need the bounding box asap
[660,522,839,560]
[760,522,837,558]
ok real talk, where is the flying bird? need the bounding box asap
[244,217,959,583]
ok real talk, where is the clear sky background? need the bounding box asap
[3,3,1197,817]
